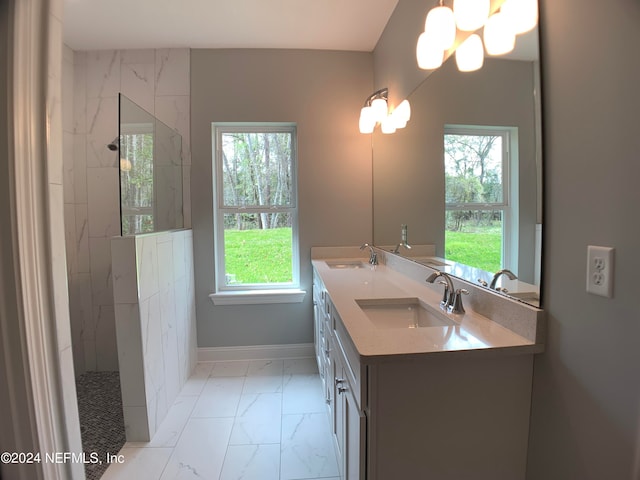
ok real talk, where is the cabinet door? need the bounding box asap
[313,293,324,375]
[344,384,366,480]
[332,347,345,465]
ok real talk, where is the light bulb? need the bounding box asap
[484,12,516,56]
[453,0,490,32]
[371,97,388,123]
[359,106,375,134]
[501,0,538,34]
[381,115,397,134]
[394,100,411,124]
[416,31,444,70]
[456,34,484,72]
[424,5,457,51]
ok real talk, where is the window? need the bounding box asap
[211,124,302,304]
[444,126,518,273]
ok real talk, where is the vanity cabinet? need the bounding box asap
[314,270,365,479]
[312,264,536,480]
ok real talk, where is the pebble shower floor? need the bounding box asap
[75,371,126,480]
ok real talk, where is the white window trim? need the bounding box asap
[209,289,306,306]
[444,125,519,272]
[211,123,304,303]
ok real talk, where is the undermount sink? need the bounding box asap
[355,297,457,329]
[508,291,540,301]
[416,257,450,267]
[326,260,367,269]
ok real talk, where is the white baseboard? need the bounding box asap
[198,343,314,362]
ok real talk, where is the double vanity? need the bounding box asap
[311,246,545,480]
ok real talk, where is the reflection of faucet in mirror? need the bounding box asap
[489,269,518,291]
[360,243,378,265]
[392,224,412,253]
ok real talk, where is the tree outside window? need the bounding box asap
[213,124,299,290]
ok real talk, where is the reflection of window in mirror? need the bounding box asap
[444,125,519,274]
[120,130,155,235]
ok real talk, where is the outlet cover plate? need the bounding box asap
[586,245,614,298]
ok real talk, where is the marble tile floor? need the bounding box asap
[101,357,340,480]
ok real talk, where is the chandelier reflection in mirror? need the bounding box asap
[359,87,411,135]
[416,0,538,73]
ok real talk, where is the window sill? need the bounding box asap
[208,289,307,306]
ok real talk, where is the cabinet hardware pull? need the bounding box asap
[335,377,345,386]
[338,387,348,394]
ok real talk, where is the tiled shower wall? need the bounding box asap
[62,47,191,376]
[111,229,197,441]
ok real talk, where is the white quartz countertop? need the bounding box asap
[312,258,543,361]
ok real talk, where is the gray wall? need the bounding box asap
[373,0,640,477]
[527,1,640,478]
[191,49,373,347]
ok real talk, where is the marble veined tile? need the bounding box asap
[243,359,284,394]
[219,444,280,480]
[281,413,339,480]
[154,95,189,150]
[191,377,244,418]
[101,446,172,480]
[89,237,114,306]
[86,166,120,237]
[113,303,145,407]
[282,374,327,415]
[120,49,155,65]
[111,237,138,304]
[229,393,282,445]
[155,48,189,97]
[136,235,160,301]
[86,96,118,168]
[125,395,197,449]
[94,304,119,371]
[72,134,87,203]
[86,50,120,99]
[120,62,155,115]
[159,417,233,480]
[210,361,249,378]
[179,362,212,396]
[156,239,175,292]
[248,359,284,376]
[284,357,320,375]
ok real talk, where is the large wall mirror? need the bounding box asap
[372,25,542,307]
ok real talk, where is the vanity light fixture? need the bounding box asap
[359,88,411,134]
[417,0,538,74]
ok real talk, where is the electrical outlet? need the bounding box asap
[586,245,614,298]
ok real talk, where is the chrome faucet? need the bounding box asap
[489,269,517,290]
[392,224,412,253]
[360,243,378,265]
[426,271,468,314]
